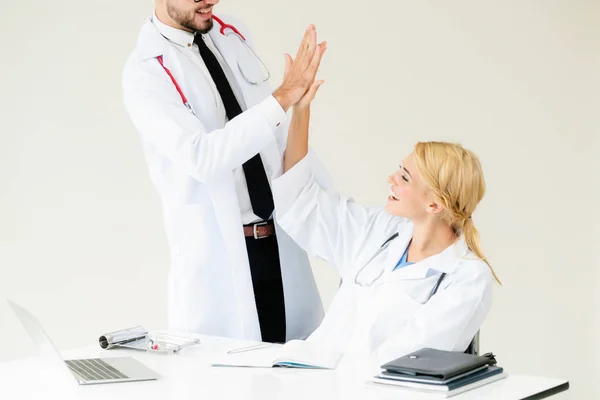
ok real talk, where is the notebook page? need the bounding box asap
[273,340,342,369]
[211,344,283,368]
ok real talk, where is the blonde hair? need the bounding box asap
[413,141,501,285]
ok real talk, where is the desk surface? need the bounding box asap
[0,334,568,400]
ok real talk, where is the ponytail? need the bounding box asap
[414,141,502,286]
[462,218,502,285]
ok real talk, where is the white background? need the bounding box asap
[1,1,598,398]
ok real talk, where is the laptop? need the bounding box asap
[7,299,160,385]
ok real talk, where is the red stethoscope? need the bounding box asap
[157,15,270,114]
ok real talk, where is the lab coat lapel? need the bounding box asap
[418,236,469,275]
[137,18,220,124]
[380,236,469,285]
[385,259,431,281]
[136,18,169,61]
[137,19,190,79]
[208,28,242,93]
[380,225,429,280]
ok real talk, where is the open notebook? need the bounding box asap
[211,340,342,369]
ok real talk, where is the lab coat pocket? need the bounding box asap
[375,280,428,307]
[398,275,446,305]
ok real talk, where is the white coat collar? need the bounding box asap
[135,15,204,60]
[152,13,195,48]
[135,15,239,66]
[379,224,470,282]
[136,17,170,61]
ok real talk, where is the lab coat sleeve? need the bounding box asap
[272,152,399,277]
[122,57,285,184]
[374,263,493,365]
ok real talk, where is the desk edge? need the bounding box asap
[520,381,569,400]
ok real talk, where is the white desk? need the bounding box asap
[0,333,568,400]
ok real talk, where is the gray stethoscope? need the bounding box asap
[193,0,275,82]
[354,233,446,300]
[212,15,271,86]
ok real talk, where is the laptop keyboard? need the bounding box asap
[65,358,129,381]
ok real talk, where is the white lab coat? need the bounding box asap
[272,152,494,365]
[122,16,326,341]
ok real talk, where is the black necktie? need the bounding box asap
[194,34,274,221]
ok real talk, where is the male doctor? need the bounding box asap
[122,0,327,343]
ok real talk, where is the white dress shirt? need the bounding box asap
[152,15,279,224]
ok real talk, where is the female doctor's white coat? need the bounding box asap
[122,16,327,341]
[272,153,494,365]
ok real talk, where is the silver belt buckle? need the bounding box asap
[253,221,269,239]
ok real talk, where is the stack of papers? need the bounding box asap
[372,366,506,397]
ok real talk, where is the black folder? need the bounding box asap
[381,348,496,381]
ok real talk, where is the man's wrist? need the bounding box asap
[273,88,293,112]
[255,95,287,130]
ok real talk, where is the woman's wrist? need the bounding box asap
[292,105,311,117]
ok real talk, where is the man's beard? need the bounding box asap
[166,2,213,33]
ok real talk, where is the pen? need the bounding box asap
[226,343,274,354]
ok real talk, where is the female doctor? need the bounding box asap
[270,76,501,365]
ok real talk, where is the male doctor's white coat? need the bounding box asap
[122,15,326,341]
[272,153,494,365]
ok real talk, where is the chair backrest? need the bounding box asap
[464,331,480,355]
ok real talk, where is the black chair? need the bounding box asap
[464,331,480,355]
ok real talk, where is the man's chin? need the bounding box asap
[194,19,213,34]
[180,18,213,34]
